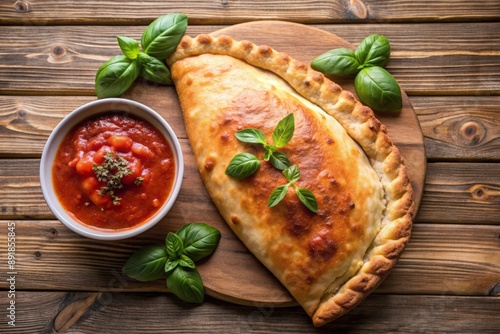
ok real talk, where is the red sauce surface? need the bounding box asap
[52,113,176,230]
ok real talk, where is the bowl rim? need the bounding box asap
[40,98,184,240]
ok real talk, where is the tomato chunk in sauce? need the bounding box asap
[52,113,176,230]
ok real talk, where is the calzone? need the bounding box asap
[168,34,414,327]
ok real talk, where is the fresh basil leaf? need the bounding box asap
[165,258,179,274]
[263,145,276,162]
[137,52,172,85]
[95,55,140,98]
[166,266,204,303]
[272,113,295,147]
[225,153,260,179]
[268,184,289,208]
[176,223,221,262]
[235,128,266,145]
[122,244,167,282]
[354,66,402,112]
[116,36,140,60]
[311,48,360,75]
[283,165,300,183]
[269,151,291,171]
[166,232,184,259]
[296,188,318,213]
[141,13,188,60]
[355,34,390,69]
[179,254,196,269]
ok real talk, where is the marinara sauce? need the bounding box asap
[52,113,175,230]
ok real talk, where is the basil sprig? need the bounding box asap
[311,34,402,112]
[269,165,318,213]
[225,114,318,212]
[122,223,221,304]
[95,13,187,98]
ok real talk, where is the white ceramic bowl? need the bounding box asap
[40,98,184,240]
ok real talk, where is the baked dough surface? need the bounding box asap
[168,34,414,327]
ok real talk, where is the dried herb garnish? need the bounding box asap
[92,151,139,205]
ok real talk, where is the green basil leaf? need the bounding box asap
[296,188,318,213]
[137,52,172,85]
[116,36,140,60]
[283,164,300,183]
[166,266,204,303]
[95,55,140,98]
[122,244,167,282]
[355,34,390,68]
[272,113,295,147]
[354,66,402,112]
[269,151,291,171]
[165,258,179,274]
[235,128,266,145]
[179,254,196,269]
[166,232,184,259]
[311,48,360,75]
[141,13,188,60]
[268,184,289,208]
[176,223,221,262]
[263,145,276,162]
[225,153,260,179]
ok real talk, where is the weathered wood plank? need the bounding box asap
[0,0,499,25]
[0,220,498,297]
[0,292,499,333]
[415,163,500,224]
[0,23,499,95]
[2,159,499,224]
[412,96,500,161]
[2,95,499,161]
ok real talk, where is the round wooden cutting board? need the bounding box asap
[128,21,425,307]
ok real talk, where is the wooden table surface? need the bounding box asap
[1,1,499,333]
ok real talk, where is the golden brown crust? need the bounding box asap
[168,34,414,327]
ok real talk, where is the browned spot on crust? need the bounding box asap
[277,53,291,65]
[204,157,215,171]
[258,45,272,56]
[308,229,338,261]
[218,35,233,47]
[313,73,324,84]
[179,37,190,48]
[295,62,308,71]
[241,40,253,51]
[198,34,212,44]
[350,274,379,293]
[230,214,240,225]
[220,132,230,142]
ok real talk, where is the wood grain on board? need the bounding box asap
[1,22,499,95]
[1,0,499,24]
[0,291,498,333]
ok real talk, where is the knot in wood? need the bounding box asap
[469,184,494,202]
[14,0,31,13]
[349,0,367,19]
[51,44,66,57]
[17,109,27,118]
[459,121,485,146]
[48,44,73,64]
[48,227,58,239]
